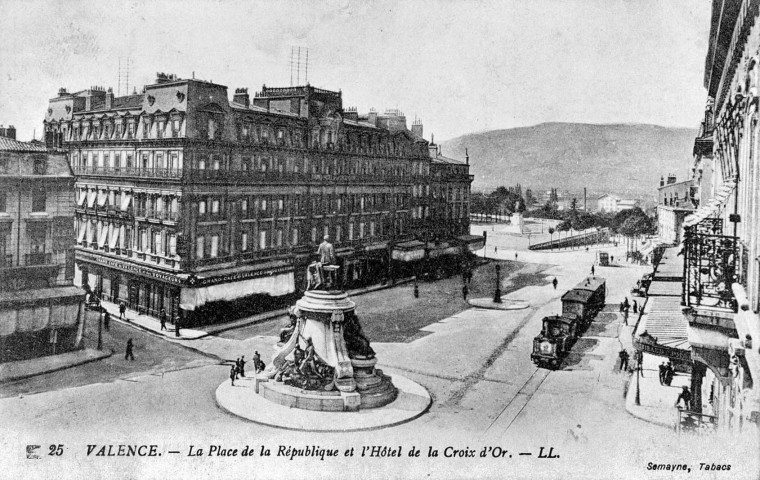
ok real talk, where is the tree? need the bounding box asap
[525,189,536,208]
[548,227,555,250]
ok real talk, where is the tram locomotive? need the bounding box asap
[531,276,607,369]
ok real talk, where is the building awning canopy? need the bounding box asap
[683,178,736,227]
[392,240,425,262]
[179,271,295,311]
[633,296,691,360]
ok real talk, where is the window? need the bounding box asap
[196,236,204,258]
[198,155,206,170]
[241,232,249,252]
[278,199,284,211]
[0,192,5,212]
[28,224,47,254]
[335,225,341,242]
[32,187,46,212]
[241,199,248,213]
[33,156,47,175]
[198,200,206,215]
[260,198,267,213]
[359,222,365,238]
[211,199,220,214]
[212,155,221,170]
[207,118,216,140]
[172,118,180,137]
[210,235,219,257]
[349,223,354,240]
[259,230,268,250]
[276,229,283,247]
[291,228,298,246]
[157,120,165,139]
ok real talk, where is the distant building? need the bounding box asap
[0,132,83,363]
[656,174,695,244]
[596,194,637,213]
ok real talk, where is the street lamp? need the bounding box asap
[493,264,502,303]
[635,350,642,406]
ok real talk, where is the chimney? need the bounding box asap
[667,174,677,185]
[344,106,358,122]
[58,87,69,97]
[660,176,665,187]
[411,118,423,138]
[428,134,438,158]
[233,88,250,108]
[6,125,16,140]
[367,108,377,126]
[105,87,114,110]
[465,147,469,165]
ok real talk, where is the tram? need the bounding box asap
[531,276,606,369]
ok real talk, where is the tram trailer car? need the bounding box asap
[561,276,606,331]
[531,314,580,368]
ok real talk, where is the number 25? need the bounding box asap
[48,445,63,456]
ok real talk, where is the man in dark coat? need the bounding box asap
[462,284,469,301]
[618,349,629,371]
[658,362,666,385]
[125,338,135,361]
[159,308,167,331]
[239,356,246,377]
[676,386,692,409]
[552,277,558,290]
[633,300,638,314]
[103,310,110,331]
[229,365,236,386]
[119,302,127,320]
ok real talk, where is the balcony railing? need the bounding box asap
[134,209,180,221]
[25,252,53,266]
[73,165,182,179]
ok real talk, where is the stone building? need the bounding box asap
[0,132,83,363]
[656,174,696,244]
[646,0,760,432]
[43,75,477,327]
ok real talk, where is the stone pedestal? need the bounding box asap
[260,289,397,411]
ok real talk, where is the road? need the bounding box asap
[1,227,757,479]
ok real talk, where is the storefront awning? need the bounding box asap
[683,178,736,227]
[633,296,691,361]
[179,271,295,311]
[392,240,426,262]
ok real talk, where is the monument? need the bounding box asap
[255,236,398,411]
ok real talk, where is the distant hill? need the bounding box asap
[440,122,697,200]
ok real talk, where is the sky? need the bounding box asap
[0,0,711,142]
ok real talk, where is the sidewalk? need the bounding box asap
[0,348,112,383]
[100,277,417,340]
[618,322,690,429]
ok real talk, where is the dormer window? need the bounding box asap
[207,118,217,140]
[33,156,47,175]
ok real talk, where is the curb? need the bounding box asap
[1,349,114,383]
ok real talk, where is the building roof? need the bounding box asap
[0,136,49,153]
[431,153,465,165]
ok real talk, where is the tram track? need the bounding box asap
[481,366,551,440]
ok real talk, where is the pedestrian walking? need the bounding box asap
[552,277,558,290]
[659,362,666,385]
[159,307,167,331]
[175,318,181,337]
[119,301,126,321]
[632,300,638,314]
[623,309,629,326]
[125,338,135,361]
[623,297,630,312]
[229,365,236,386]
[514,252,518,261]
[494,246,498,254]
[675,386,692,410]
[235,357,241,379]
[618,349,629,371]
[462,284,469,301]
[239,356,246,377]
[414,281,419,298]
[665,361,674,386]
[610,255,614,263]
[103,309,110,331]
[591,265,595,276]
